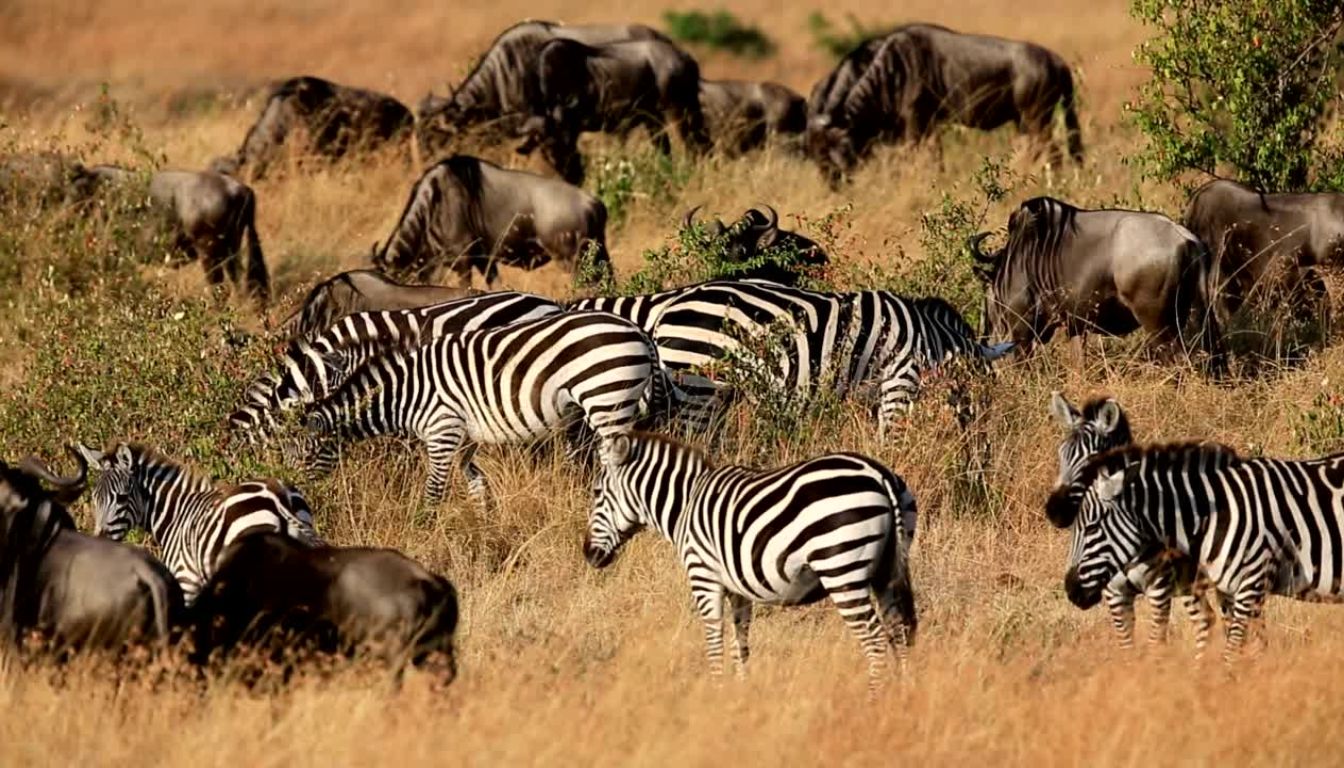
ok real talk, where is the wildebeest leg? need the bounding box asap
[199,237,231,295]
[542,133,584,186]
[646,111,673,156]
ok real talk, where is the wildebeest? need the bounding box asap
[698,79,806,155]
[279,269,475,341]
[372,154,609,287]
[517,37,710,185]
[188,532,457,685]
[807,24,1083,187]
[416,21,668,158]
[0,448,183,659]
[680,205,828,285]
[211,76,413,180]
[71,164,270,304]
[971,197,1222,368]
[0,151,99,208]
[1184,178,1344,322]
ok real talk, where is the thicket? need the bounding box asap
[662,9,774,59]
[1127,0,1344,190]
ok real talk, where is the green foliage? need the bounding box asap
[1292,389,1344,454]
[1127,0,1344,189]
[662,9,774,59]
[806,12,892,61]
[590,149,694,229]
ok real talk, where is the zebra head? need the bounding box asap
[1050,392,1130,490]
[583,435,649,569]
[74,443,143,541]
[1048,462,1147,610]
[281,429,339,478]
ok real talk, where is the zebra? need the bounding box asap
[565,282,699,332]
[74,442,323,604]
[231,291,562,441]
[1047,441,1344,659]
[647,280,1013,432]
[294,310,665,507]
[1050,391,1213,651]
[583,432,918,692]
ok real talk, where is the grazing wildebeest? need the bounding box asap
[416,21,668,157]
[0,151,99,207]
[806,24,1083,187]
[279,269,475,341]
[698,79,806,155]
[211,76,413,180]
[517,37,710,185]
[1184,178,1344,322]
[188,532,458,685]
[372,154,609,287]
[72,164,270,304]
[679,205,828,285]
[971,197,1222,368]
[0,448,183,659]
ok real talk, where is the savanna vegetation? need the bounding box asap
[3,0,1344,764]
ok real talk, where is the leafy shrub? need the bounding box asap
[1292,388,1344,454]
[590,149,694,229]
[1127,0,1344,189]
[663,9,774,59]
[806,12,892,61]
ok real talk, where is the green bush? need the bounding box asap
[590,148,694,230]
[1127,0,1344,189]
[1292,390,1344,454]
[663,9,774,59]
[806,12,892,61]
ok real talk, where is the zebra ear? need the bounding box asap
[113,444,135,470]
[74,442,111,469]
[1095,468,1127,500]
[1049,391,1080,429]
[1095,400,1121,435]
[605,435,632,467]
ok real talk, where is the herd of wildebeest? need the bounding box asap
[3,18,1344,693]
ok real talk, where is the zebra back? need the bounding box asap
[566,284,700,332]
[232,291,561,438]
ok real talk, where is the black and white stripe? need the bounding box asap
[648,280,1013,431]
[76,443,322,604]
[231,291,561,440]
[1048,391,1212,650]
[1048,441,1344,659]
[297,310,663,506]
[583,433,918,691]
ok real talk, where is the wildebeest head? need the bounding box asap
[13,447,90,508]
[805,116,858,189]
[74,443,141,540]
[682,205,827,284]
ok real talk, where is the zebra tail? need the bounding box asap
[876,463,918,643]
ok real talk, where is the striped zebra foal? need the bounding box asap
[583,433,918,692]
[231,291,561,441]
[296,310,664,507]
[1049,392,1213,651]
[75,443,323,604]
[1047,441,1344,659]
[643,280,1013,432]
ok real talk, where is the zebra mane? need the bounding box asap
[119,444,216,494]
[631,431,716,469]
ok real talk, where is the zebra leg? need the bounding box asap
[421,424,466,507]
[692,584,727,678]
[877,362,919,437]
[1183,594,1215,657]
[456,442,491,511]
[728,593,752,679]
[1144,569,1175,646]
[821,577,890,695]
[1222,586,1265,663]
[1102,581,1138,649]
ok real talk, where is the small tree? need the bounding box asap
[1127,0,1344,190]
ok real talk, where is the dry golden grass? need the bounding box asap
[5,0,1344,765]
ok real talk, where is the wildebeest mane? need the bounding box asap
[841,29,942,136]
[1006,197,1080,269]
[376,157,488,275]
[448,21,561,114]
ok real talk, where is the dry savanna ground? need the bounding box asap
[4,1,1344,765]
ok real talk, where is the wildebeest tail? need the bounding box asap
[1186,237,1227,376]
[409,574,459,682]
[240,185,271,305]
[140,565,185,645]
[1059,67,1084,163]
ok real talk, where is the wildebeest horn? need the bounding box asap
[967,232,996,264]
[19,446,90,499]
[750,204,779,233]
[682,205,704,231]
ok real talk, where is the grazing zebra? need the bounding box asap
[649,280,1013,431]
[1050,392,1216,651]
[231,291,562,440]
[295,310,664,507]
[565,283,699,332]
[1047,441,1344,659]
[75,443,323,604]
[583,433,918,692]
